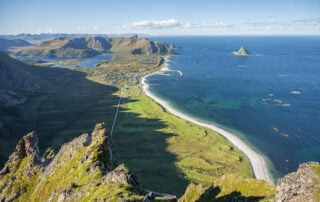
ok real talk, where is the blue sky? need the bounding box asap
[0,0,319,35]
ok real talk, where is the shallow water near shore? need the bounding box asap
[148,36,320,179]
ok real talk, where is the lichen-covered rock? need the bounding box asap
[0,131,39,179]
[0,123,147,201]
[0,132,40,201]
[104,164,141,189]
[276,162,320,202]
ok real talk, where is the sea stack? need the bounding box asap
[233,47,249,56]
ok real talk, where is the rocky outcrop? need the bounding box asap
[103,164,141,189]
[0,132,39,178]
[85,36,112,52]
[0,132,40,201]
[233,47,249,56]
[0,123,174,201]
[276,162,320,202]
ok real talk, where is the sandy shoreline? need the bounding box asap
[141,56,273,184]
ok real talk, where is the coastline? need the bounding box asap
[141,56,273,184]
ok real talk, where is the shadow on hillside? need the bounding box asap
[1,54,189,198]
[196,185,265,202]
[0,55,118,165]
[112,97,189,196]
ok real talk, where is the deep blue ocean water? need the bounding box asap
[149,36,320,178]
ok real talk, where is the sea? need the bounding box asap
[148,36,320,179]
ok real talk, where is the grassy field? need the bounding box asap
[113,85,253,196]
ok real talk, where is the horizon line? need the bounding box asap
[1,33,320,37]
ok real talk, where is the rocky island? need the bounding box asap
[233,47,249,56]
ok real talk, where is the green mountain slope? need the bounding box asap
[0,52,118,166]
[0,39,32,50]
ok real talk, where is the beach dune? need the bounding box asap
[141,57,273,184]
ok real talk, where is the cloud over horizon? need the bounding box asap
[122,19,181,29]
[184,22,234,29]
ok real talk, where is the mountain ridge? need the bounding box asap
[15,35,173,58]
[0,123,175,201]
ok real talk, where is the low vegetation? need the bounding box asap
[179,175,276,201]
[113,86,253,195]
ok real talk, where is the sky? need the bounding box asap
[0,0,319,35]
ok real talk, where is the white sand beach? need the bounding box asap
[141,57,273,184]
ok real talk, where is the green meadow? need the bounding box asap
[113,86,253,195]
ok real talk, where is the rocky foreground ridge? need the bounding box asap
[0,123,319,201]
[0,123,175,201]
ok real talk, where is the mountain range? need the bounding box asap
[15,35,173,58]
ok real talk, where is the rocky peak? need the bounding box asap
[0,131,39,178]
[91,122,108,142]
[85,36,111,52]
[103,164,141,188]
[276,162,320,201]
[22,132,40,158]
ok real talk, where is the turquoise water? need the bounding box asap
[148,36,320,178]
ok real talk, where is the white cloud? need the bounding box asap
[241,18,320,32]
[184,22,233,29]
[294,17,320,24]
[77,27,86,32]
[122,19,181,29]
[36,27,58,34]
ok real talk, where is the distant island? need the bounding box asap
[233,46,249,56]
